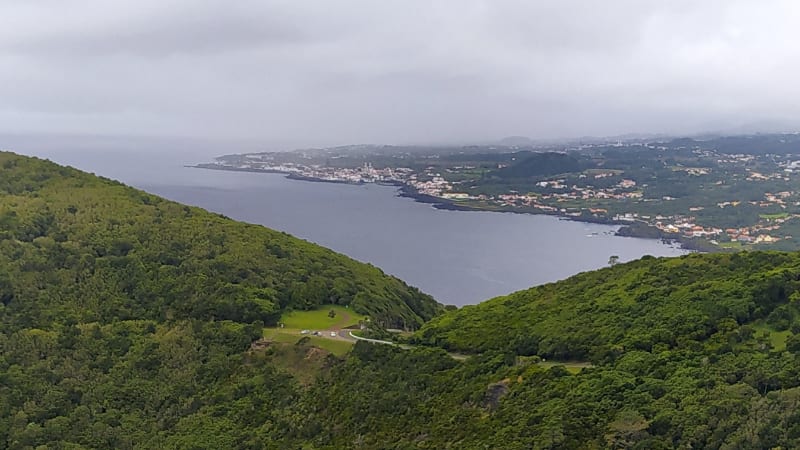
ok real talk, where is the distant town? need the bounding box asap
[198,133,800,252]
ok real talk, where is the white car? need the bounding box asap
[330,331,337,337]
[300,330,310,335]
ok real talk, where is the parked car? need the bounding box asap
[331,331,337,337]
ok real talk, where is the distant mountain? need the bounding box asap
[498,135,534,146]
[660,133,800,154]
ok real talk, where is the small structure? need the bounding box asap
[249,338,272,351]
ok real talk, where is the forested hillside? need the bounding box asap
[408,251,800,447]
[10,152,800,448]
[0,152,440,331]
[0,152,444,448]
[415,252,800,359]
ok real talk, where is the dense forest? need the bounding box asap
[10,152,800,448]
[0,152,443,448]
[412,251,800,447]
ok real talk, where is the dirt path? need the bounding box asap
[331,309,353,330]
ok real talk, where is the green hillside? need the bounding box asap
[0,152,441,331]
[414,252,800,359]
[404,251,800,447]
[0,152,443,448]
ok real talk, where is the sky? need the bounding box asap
[2,0,800,148]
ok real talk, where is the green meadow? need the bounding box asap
[279,305,359,330]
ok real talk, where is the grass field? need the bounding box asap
[760,213,790,220]
[584,168,624,175]
[279,305,358,330]
[263,327,354,356]
[517,355,592,373]
[718,241,744,250]
[752,322,791,351]
[537,360,593,374]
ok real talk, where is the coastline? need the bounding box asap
[286,173,364,185]
[191,163,291,176]
[191,164,707,252]
[396,184,709,252]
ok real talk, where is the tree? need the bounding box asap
[787,333,800,354]
[608,255,620,267]
[328,309,336,318]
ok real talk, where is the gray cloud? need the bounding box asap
[1,0,799,147]
[2,3,324,60]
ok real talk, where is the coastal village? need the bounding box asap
[412,170,799,247]
[204,146,800,250]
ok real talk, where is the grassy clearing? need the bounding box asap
[760,213,790,220]
[517,355,592,374]
[538,361,594,374]
[263,327,354,356]
[752,322,791,351]
[584,169,624,175]
[447,352,470,361]
[279,305,358,330]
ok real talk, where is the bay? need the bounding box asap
[20,147,687,306]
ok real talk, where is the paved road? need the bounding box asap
[334,330,471,360]
[347,331,396,345]
[337,329,357,342]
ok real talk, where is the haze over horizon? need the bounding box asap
[3,1,800,148]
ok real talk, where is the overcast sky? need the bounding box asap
[2,0,800,147]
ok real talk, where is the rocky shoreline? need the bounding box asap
[396,186,710,251]
[615,222,719,252]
